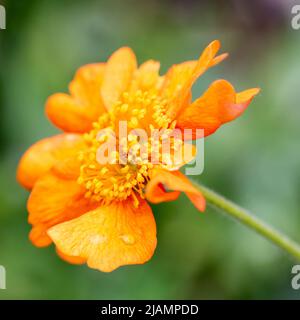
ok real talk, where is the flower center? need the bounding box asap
[77,90,179,207]
[110,90,173,133]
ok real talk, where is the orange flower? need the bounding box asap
[17,41,259,272]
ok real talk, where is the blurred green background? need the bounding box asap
[0,0,300,299]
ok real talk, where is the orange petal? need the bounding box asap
[165,40,228,119]
[69,63,106,108]
[27,173,96,247]
[146,183,180,203]
[236,88,260,104]
[29,224,52,247]
[48,199,157,272]
[176,80,260,139]
[161,60,196,101]
[101,47,137,110]
[146,169,206,211]
[46,63,106,133]
[56,248,86,265]
[46,94,95,133]
[17,134,85,190]
[130,60,162,93]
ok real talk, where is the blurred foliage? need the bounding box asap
[0,0,300,299]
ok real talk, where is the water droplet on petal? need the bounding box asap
[120,234,135,245]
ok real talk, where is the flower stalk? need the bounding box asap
[194,183,300,261]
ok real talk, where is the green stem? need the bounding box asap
[194,183,300,260]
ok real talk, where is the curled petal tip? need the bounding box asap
[210,39,221,49]
[211,52,229,67]
[252,87,261,95]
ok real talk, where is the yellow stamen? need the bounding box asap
[77,90,180,206]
